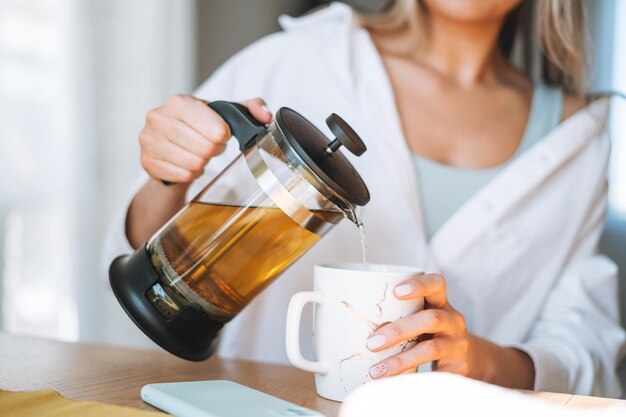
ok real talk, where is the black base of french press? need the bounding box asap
[109,244,223,361]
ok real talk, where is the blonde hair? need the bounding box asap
[356,0,589,96]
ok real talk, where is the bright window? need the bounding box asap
[0,0,79,340]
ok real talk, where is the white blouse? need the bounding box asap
[102,3,625,397]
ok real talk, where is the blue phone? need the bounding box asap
[141,380,326,417]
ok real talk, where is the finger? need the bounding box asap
[167,95,232,146]
[155,116,227,160]
[240,97,273,124]
[141,157,199,184]
[433,362,470,376]
[368,336,456,379]
[393,273,447,308]
[366,308,455,352]
[147,138,207,175]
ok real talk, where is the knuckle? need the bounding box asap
[208,143,226,158]
[454,312,467,330]
[387,325,405,340]
[145,109,161,126]
[193,167,205,178]
[422,339,443,358]
[189,158,206,172]
[215,144,227,155]
[140,155,154,172]
[457,337,469,354]
[179,170,194,183]
[212,122,230,140]
[138,131,149,146]
[431,273,446,288]
[424,309,443,326]
[140,154,149,169]
[199,141,215,159]
[169,93,187,106]
[387,355,405,372]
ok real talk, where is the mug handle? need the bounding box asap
[285,291,329,375]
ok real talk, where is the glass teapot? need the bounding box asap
[109,101,370,361]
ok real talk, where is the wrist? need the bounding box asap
[148,177,190,191]
[467,334,536,389]
[467,334,498,383]
[126,178,192,248]
[146,177,192,202]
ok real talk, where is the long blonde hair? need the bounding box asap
[356,0,589,96]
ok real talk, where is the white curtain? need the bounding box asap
[0,0,196,347]
[1,0,87,340]
[85,0,197,348]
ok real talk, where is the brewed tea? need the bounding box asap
[149,201,343,322]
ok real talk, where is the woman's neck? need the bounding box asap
[371,8,511,87]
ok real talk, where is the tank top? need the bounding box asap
[413,83,564,240]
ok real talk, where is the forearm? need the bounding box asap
[468,334,535,390]
[126,178,190,248]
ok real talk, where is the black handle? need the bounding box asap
[160,100,266,186]
[208,101,266,151]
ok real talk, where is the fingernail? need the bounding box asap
[369,363,389,379]
[261,104,271,114]
[366,334,387,351]
[394,283,414,297]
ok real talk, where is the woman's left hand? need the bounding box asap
[366,273,476,379]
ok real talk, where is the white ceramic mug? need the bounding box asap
[285,263,424,402]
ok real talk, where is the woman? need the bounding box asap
[104,0,625,396]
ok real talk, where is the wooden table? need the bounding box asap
[0,332,623,416]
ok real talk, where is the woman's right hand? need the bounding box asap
[139,95,273,184]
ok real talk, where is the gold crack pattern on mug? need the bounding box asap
[401,336,422,353]
[375,283,388,317]
[337,285,415,392]
[340,301,379,331]
[338,352,363,392]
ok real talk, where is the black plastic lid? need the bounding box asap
[275,108,370,206]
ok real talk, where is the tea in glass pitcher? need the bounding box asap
[109,101,370,361]
[149,201,343,322]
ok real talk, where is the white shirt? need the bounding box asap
[103,3,626,397]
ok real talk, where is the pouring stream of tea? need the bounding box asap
[352,206,369,269]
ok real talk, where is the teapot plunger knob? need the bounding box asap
[325,113,367,156]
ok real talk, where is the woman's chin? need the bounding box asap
[421,0,523,23]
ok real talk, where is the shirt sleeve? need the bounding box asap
[100,173,148,278]
[509,132,626,397]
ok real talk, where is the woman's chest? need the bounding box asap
[385,60,533,168]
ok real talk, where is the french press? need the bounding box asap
[109,101,370,361]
